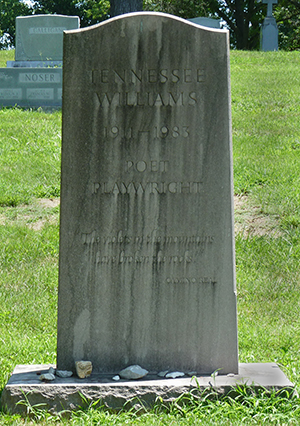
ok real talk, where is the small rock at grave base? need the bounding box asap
[119,365,148,380]
[165,371,185,379]
[158,370,169,378]
[75,360,93,378]
[39,373,56,382]
[227,373,235,377]
[48,366,56,375]
[56,370,73,378]
[112,375,120,381]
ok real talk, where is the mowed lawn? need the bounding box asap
[0,50,300,424]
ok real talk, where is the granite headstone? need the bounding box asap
[188,17,221,29]
[57,12,238,375]
[15,14,80,62]
[1,14,78,107]
[0,68,62,107]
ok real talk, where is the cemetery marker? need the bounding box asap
[57,11,239,375]
[0,13,293,414]
[261,0,278,51]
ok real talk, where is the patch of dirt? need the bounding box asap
[234,195,281,237]
[26,198,60,230]
[1,197,280,237]
[0,198,60,230]
[37,198,60,209]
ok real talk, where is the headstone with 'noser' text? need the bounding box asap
[57,12,239,375]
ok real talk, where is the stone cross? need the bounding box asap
[263,0,277,17]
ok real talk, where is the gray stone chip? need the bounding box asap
[119,365,148,380]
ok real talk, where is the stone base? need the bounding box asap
[0,363,293,415]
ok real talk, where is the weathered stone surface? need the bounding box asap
[75,361,93,378]
[0,364,294,415]
[119,365,148,380]
[15,14,79,61]
[57,12,238,374]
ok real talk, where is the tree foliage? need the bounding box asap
[0,0,31,48]
[1,0,300,50]
[110,0,142,16]
[274,0,300,50]
[32,0,110,26]
[145,0,264,49]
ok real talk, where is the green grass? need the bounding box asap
[1,50,300,424]
[0,108,61,206]
[0,49,14,67]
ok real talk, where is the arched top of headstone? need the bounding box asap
[63,12,230,81]
[64,11,228,36]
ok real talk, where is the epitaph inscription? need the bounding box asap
[57,13,238,375]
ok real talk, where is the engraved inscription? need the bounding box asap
[27,88,54,100]
[166,277,217,285]
[0,88,22,100]
[103,125,190,140]
[29,26,67,34]
[92,181,202,194]
[96,91,197,107]
[93,68,204,108]
[81,230,215,284]
[82,230,214,245]
[126,161,169,173]
[19,73,60,83]
[92,68,205,85]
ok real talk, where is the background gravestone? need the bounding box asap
[261,0,278,51]
[1,14,79,107]
[15,14,80,62]
[0,68,62,107]
[188,17,221,29]
[57,12,238,375]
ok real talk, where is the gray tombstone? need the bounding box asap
[188,17,221,29]
[14,14,80,62]
[57,12,239,375]
[261,0,278,51]
[1,14,79,107]
[0,68,62,108]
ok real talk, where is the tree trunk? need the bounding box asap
[234,0,248,49]
[110,0,143,17]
